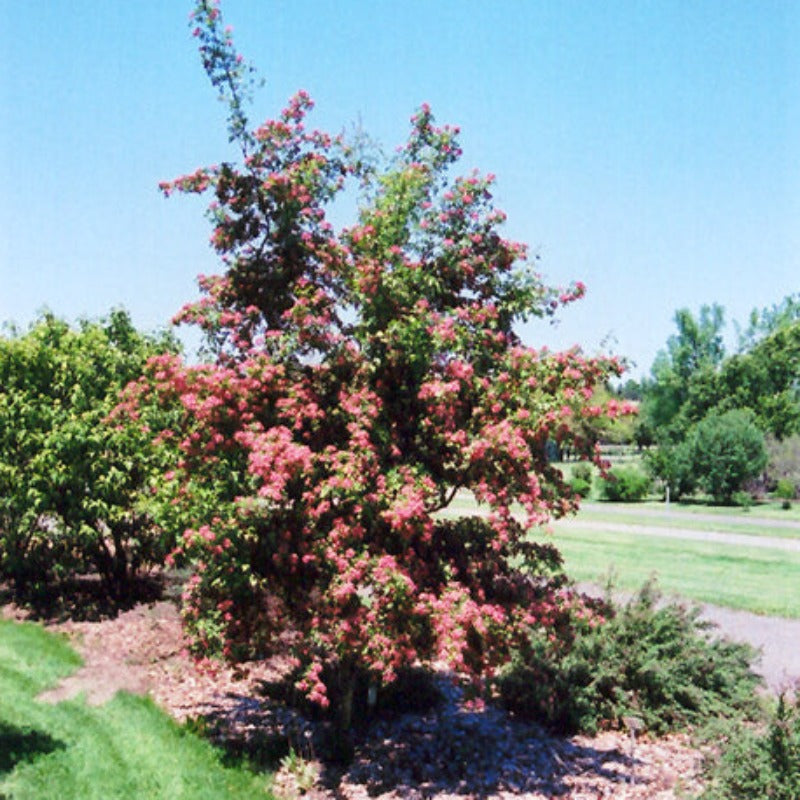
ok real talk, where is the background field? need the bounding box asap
[442,491,800,618]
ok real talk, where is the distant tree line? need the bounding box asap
[622,294,800,504]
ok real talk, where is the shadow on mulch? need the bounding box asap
[192,669,641,797]
[0,571,174,623]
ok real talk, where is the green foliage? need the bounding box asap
[698,696,800,800]
[689,409,767,504]
[598,465,651,502]
[0,619,274,799]
[641,304,726,443]
[715,322,800,440]
[568,462,593,498]
[644,441,696,500]
[730,491,753,510]
[767,435,800,493]
[0,311,179,599]
[646,409,768,505]
[641,301,800,450]
[736,291,800,352]
[775,478,795,510]
[497,581,761,736]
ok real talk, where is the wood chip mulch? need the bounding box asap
[4,598,711,799]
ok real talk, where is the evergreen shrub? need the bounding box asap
[598,466,651,502]
[698,696,800,800]
[498,581,761,735]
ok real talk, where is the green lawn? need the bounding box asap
[540,526,800,617]
[570,503,800,539]
[0,619,274,800]
[442,492,800,617]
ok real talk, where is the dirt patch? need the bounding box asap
[1,596,714,799]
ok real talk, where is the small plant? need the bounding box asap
[697,695,800,799]
[775,478,796,510]
[731,490,753,510]
[274,740,319,799]
[569,462,594,498]
[598,466,651,502]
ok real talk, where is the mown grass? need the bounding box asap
[571,504,800,539]
[0,618,274,800]
[442,492,800,617]
[538,526,800,617]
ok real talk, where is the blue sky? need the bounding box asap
[2,1,798,377]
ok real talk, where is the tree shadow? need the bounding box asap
[187,670,649,797]
[337,702,638,797]
[0,572,169,623]
[0,720,65,776]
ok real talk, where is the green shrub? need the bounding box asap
[598,466,651,502]
[731,490,754,510]
[645,442,696,500]
[0,312,180,600]
[689,409,768,504]
[698,696,800,800]
[775,478,796,507]
[569,463,594,498]
[497,581,761,736]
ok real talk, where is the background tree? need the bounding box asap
[0,311,178,598]
[715,322,800,440]
[126,0,629,747]
[687,409,767,504]
[640,304,726,443]
[642,300,799,502]
[736,292,800,353]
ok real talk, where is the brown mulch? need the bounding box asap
[3,595,710,799]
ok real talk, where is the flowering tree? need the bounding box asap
[126,0,629,741]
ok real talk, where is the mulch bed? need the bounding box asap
[3,585,710,799]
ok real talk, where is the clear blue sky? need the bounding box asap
[2,1,798,377]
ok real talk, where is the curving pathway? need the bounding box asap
[555,518,800,552]
[698,603,800,693]
[559,506,800,692]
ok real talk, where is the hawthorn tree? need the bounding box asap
[125,0,629,742]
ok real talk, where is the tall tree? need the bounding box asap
[125,0,627,744]
[642,304,726,442]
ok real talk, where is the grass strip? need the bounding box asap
[539,527,800,618]
[0,618,274,800]
[574,504,800,539]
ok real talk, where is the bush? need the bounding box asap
[689,409,768,504]
[775,478,796,506]
[645,441,696,500]
[569,463,593,498]
[765,434,800,496]
[698,696,800,800]
[731,490,754,510]
[598,466,651,502]
[0,311,179,599]
[497,581,761,736]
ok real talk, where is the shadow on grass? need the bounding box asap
[0,720,65,776]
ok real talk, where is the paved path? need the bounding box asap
[578,502,800,531]
[554,518,800,552]
[699,603,800,693]
[564,508,800,692]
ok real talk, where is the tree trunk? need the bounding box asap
[331,662,356,763]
